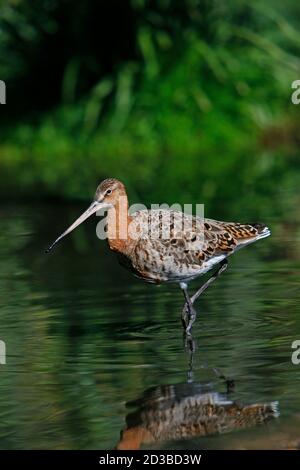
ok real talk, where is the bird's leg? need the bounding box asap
[186,335,196,383]
[180,282,197,334]
[182,259,229,322]
[192,259,228,304]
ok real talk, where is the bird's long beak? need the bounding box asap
[45,201,111,253]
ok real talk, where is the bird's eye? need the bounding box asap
[106,189,112,195]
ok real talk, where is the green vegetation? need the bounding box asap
[0,0,300,221]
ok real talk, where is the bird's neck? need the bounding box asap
[106,195,132,253]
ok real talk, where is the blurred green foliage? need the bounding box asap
[0,0,300,221]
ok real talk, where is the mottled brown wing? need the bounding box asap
[202,219,270,256]
[130,211,269,281]
[148,217,269,267]
[131,210,222,268]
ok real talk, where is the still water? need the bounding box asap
[0,204,300,449]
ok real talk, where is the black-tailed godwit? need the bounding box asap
[46,178,270,333]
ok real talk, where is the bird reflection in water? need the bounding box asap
[116,338,279,450]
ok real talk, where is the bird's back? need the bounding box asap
[120,209,270,283]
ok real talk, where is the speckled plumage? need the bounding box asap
[117,208,270,284]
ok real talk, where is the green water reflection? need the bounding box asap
[0,204,300,449]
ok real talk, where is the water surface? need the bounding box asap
[0,204,300,449]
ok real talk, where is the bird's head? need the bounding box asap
[45,178,126,253]
[94,178,126,206]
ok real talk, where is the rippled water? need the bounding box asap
[0,204,300,449]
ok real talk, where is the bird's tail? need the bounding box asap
[221,222,271,242]
[249,223,271,240]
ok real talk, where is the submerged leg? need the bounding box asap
[212,367,235,394]
[181,259,229,330]
[186,334,196,383]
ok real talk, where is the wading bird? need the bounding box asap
[116,382,278,450]
[46,178,270,333]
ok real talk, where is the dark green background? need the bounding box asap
[0,0,299,224]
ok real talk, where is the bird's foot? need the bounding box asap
[181,303,189,330]
[182,302,197,335]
